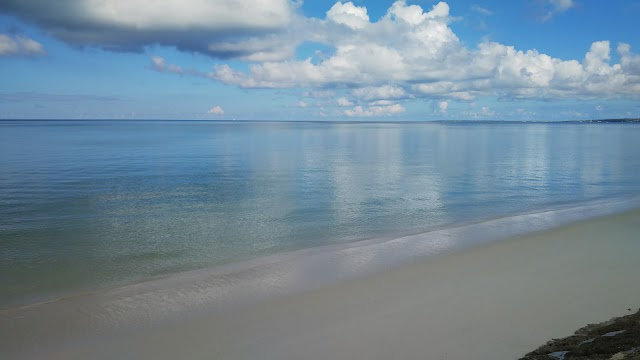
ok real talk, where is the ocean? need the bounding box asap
[1,120,640,308]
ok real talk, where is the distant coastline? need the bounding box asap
[439,118,640,124]
[0,117,639,123]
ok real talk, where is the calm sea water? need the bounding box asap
[1,120,640,307]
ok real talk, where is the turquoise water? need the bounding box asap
[1,120,640,307]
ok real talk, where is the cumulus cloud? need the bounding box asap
[208,106,224,115]
[0,33,46,56]
[327,2,370,30]
[0,0,294,58]
[206,1,461,88]
[7,0,638,108]
[206,1,639,104]
[150,56,183,74]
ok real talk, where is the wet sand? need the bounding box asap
[3,209,640,359]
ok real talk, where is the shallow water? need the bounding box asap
[3,205,640,360]
[1,120,640,307]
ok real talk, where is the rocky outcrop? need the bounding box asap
[520,308,640,360]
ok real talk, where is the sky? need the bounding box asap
[0,0,639,121]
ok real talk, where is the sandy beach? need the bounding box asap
[2,209,640,359]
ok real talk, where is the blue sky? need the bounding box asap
[0,0,639,120]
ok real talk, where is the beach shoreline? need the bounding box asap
[2,206,640,359]
[3,195,639,312]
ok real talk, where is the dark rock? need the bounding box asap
[519,308,640,360]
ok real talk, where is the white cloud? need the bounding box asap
[438,100,448,113]
[337,97,354,106]
[297,100,308,108]
[208,106,224,115]
[150,56,183,74]
[327,2,370,30]
[423,2,450,19]
[0,34,46,56]
[388,1,428,25]
[344,103,406,117]
[206,1,459,88]
[197,2,640,106]
[11,1,637,109]
[541,0,575,21]
[202,1,639,105]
